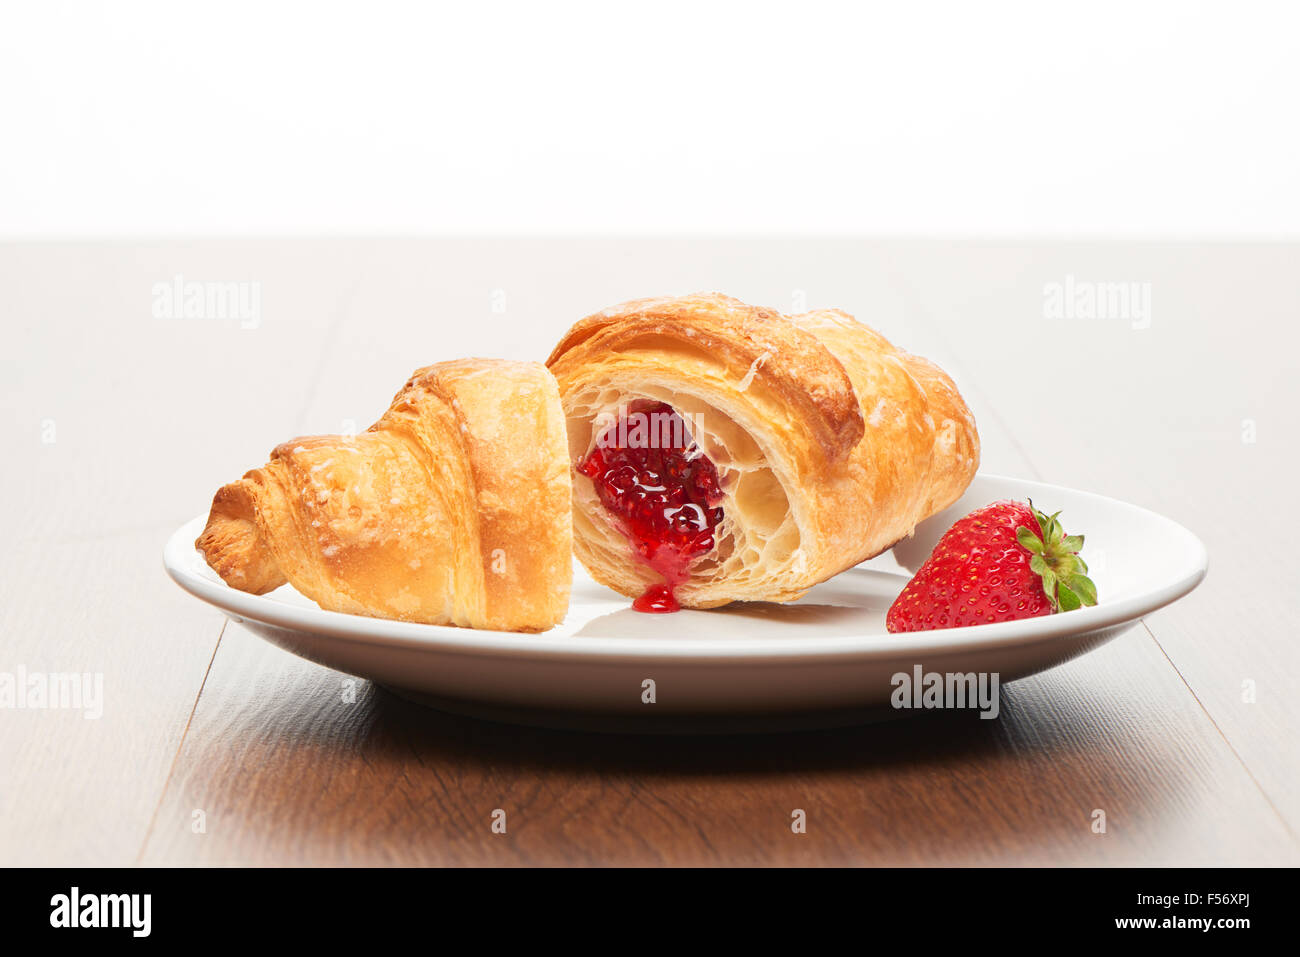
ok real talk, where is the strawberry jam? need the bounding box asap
[577,402,724,613]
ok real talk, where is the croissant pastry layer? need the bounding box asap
[196,358,572,632]
[546,292,980,610]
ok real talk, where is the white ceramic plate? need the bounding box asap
[163,474,1206,732]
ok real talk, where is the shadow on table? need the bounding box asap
[361,679,1087,777]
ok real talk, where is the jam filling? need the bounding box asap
[577,402,724,613]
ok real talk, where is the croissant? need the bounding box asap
[545,293,979,611]
[195,358,572,632]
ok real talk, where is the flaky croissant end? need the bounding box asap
[194,359,573,632]
[196,476,287,595]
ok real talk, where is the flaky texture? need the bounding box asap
[196,359,572,632]
[546,292,980,608]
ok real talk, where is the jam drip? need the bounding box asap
[577,402,724,613]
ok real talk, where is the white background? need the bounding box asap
[2,0,1298,238]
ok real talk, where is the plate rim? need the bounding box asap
[162,473,1207,663]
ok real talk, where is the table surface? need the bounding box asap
[3,238,1297,866]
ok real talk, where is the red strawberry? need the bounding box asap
[886,499,1097,633]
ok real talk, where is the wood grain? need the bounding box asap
[4,239,1296,865]
[0,241,362,863]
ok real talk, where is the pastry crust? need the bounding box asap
[195,359,572,632]
[546,292,980,608]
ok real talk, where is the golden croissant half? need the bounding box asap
[546,292,980,611]
[195,359,572,632]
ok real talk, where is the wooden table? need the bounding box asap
[3,239,1296,866]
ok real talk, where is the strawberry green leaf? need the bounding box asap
[1027,499,1048,536]
[1066,574,1098,605]
[1016,526,1044,553]
[1039,568,1057,604]
[1021,501,1097,614]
